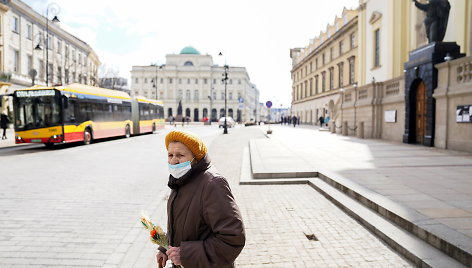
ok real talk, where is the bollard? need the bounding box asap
[342,121,348,136]
[358,121,364,139]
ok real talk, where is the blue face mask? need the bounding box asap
[168,158,194,179]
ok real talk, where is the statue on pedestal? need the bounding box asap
[412,0,450,43]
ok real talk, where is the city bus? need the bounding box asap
[132,97,165,135]
[12,83,163,147]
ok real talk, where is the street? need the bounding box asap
[0,125,413,267]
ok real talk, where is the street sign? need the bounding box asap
[266,101,272,108]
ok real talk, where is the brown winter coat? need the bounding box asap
[164,155,245,268]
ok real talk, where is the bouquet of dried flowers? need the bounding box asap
[140,211,168,249]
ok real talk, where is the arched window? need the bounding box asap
[185,108,191,117]
[184,61,194,66]
[168,108,173,117]
[193,108,199,122]
[203,108,208,118]
[220,108,225,118]
[228,109,233,118]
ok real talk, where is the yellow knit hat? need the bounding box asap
[165,131,208,160]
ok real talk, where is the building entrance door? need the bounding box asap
[415,81,426,144]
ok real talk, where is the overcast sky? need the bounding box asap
[23,0,359,107]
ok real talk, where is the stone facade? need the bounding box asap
[290,8,358,125]
[434,55,472,152]
[130,47,259,123]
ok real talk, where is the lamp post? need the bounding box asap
[151,64,163,100]
[222,64,229,134]
[35,3,60,86]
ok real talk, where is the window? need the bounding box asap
[315,75,319,94]
[229,79,232,84]
[221,92,225,100]
[310,78,313,96]
[338,62,344,88]
[187,78,190,84]
[321,71,326,92]
[228,92,233,100]
[195,78,198,84]
[160,78,163,83]
[178,89,182,98]
[184,61,193,66]
[339,41,344,55]
[322,53,325,65]
[178,78,182,84]
[329,67,334,90]
[135,78,139,83]
[186,90,191,100]
[349,57,355,84]
[26,24,32,40]
[204,78,208,84]
[194,90,199,100]
[12,17,19,33]
[57,40,62,54]
[144,78,147,83]
[350,32,356,49]
[374,29,380,67]
[169,78,173,84]
[212,91,216,100]
[315,58,318,69]
[238,79,241,85]
[27,55,32,73]
[213,79,216,84]
[330,47,334,60]
[13,50,19,73]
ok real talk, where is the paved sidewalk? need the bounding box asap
[248,124,472,266]
[0,128,15,148]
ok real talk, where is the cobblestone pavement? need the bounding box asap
[208,127,413,267]
[0,125,414,267]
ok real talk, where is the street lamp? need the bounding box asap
[222,64,229,134]
[35,3,60,86]
[151,63,163,100]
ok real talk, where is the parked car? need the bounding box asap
[218,117,236,128]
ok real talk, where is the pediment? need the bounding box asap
[369,11,382,24]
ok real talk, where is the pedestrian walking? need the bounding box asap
[292,115,297,127]
[156,131,245,268]
[297,116,301,126]
[319,116,324,127]
[1,113,9,140]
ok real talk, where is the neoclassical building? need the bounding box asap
[290,8,359,126]
[291,0,472,153]
[0,0,100,114]
[131,46,259,123]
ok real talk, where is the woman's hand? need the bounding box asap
[166,246,182,265]
[156,250,168,267]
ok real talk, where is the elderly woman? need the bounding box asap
[157,130,245,268]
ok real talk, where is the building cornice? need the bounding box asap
[10,0,96,55]
[291,16,358,72]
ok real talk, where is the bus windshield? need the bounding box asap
[14,95,62,131]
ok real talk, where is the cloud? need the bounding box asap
[23,0,359,107]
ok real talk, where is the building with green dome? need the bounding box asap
[179,46,201,55]
[131,47,260,123]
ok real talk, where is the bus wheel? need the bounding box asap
[152,123,156,134]
[83,128,92,145]
[125,125,131,138]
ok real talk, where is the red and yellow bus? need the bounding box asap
[132,97,165,134]
[12,83,164,146]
